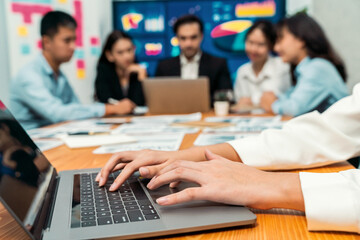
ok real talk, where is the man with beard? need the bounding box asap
[155,15,232,104]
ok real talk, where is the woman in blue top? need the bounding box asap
[260,13,348,116]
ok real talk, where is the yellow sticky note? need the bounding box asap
[18,26,28,37]
[58,0,68,3]
[77,69,85,79]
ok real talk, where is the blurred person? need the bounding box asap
[260,13,348,116]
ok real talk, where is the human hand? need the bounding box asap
[260,92,277,113]
[237,97,253,107]
[127,64,147,81]
[147,150,304,211]
[113,98,136,115]
[95,149,178,191]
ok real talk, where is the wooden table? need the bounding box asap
[0,113,358,240]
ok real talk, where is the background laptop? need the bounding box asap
[0,101,256,240]
[142,77,211,114]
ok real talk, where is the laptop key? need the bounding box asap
[81,202,93,207]
[125,205,139,211]
[142,209,157,215]
[110,205,124,210]
[81,221,96,227]
[122,197,135,202]
[145,214,160,220]
[140,204,154,210]
[81,216,95,221]
[124,201,137,206]
[81,211,95,216]
[113,214,129,223]
[96,207,110,212]
[127,210,144,222]
[97,212,111,217]
[81,207,94,212]
[112,209,126,214]
[129,182,147,200]
[95,203,109,208]
[97,217,113,225]
[109,200,122,205]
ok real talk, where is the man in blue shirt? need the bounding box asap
[10,11,134,130]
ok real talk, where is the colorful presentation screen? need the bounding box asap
[113,0,285,82]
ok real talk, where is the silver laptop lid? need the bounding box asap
[0,100,56,240]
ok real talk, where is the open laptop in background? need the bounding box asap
[0,100,256,240]
[142,77,211,114]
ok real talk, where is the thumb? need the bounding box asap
[204,149,223,161]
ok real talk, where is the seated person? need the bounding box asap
[234,20,291,107]
[97,81,360,234]
[155,15,232,104]
[94,30,146,109]
[10,11,129,130]
[260,13,348,117]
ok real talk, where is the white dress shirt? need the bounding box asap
[228,83,360,233]
[180,51,201,80]
[234,56,291,105]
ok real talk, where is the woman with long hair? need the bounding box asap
[260,13,348,116]
[234,20,291,107]
[95,30,146,114]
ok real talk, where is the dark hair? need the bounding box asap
[173,15,204,35]
[245,20,276,51]
[40,11,77,38]
[97,30,134,67]
[277,13,346,84]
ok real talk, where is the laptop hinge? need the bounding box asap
[31,169,59,239]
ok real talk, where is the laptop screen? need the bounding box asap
[0,100,54,236]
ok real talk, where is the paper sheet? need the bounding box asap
[131,112,202,124]
[112,123,199,134]
[34,139,64,151]
[193,133,258,146]
[93,133,184,154]
[61,134,136,149]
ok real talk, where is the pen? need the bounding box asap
[68,131,110,136]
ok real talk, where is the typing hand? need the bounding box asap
[95,150,178,191]
[260,92,277,113]
[146,150,304,211]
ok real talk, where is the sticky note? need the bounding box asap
[76,60,85,69]
[18,26,28,37]
[77,69,85,79]
[58,0,67,3]
[21,44,31,55]
[90,47,100,56]
[90,37,99,46]
[74,49,84,59]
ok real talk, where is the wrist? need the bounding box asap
[259,172,305,211]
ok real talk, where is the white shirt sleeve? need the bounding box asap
[228,83,360,170]
[300,170,360,233]
[234,64,251,101]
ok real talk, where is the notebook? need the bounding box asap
[0,100,256,240]
[142,77,211,114]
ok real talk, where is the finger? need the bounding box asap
[169,181,181,188]
[139,161,168,178]
[147,166,202,190]
[204,149,226,161]
[156,160,203,177]
[95,163,126,182]
[156,187,202,206]
[98,152,136,186]
[109,152,165,191]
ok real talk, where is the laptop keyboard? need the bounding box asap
[77,172,160,228]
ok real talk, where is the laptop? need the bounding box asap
[0,100,256,240]
[142,77,211,114]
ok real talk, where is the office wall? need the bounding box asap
[1,0,112,105]
[312,0,360,91]
[0,1,10,105]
